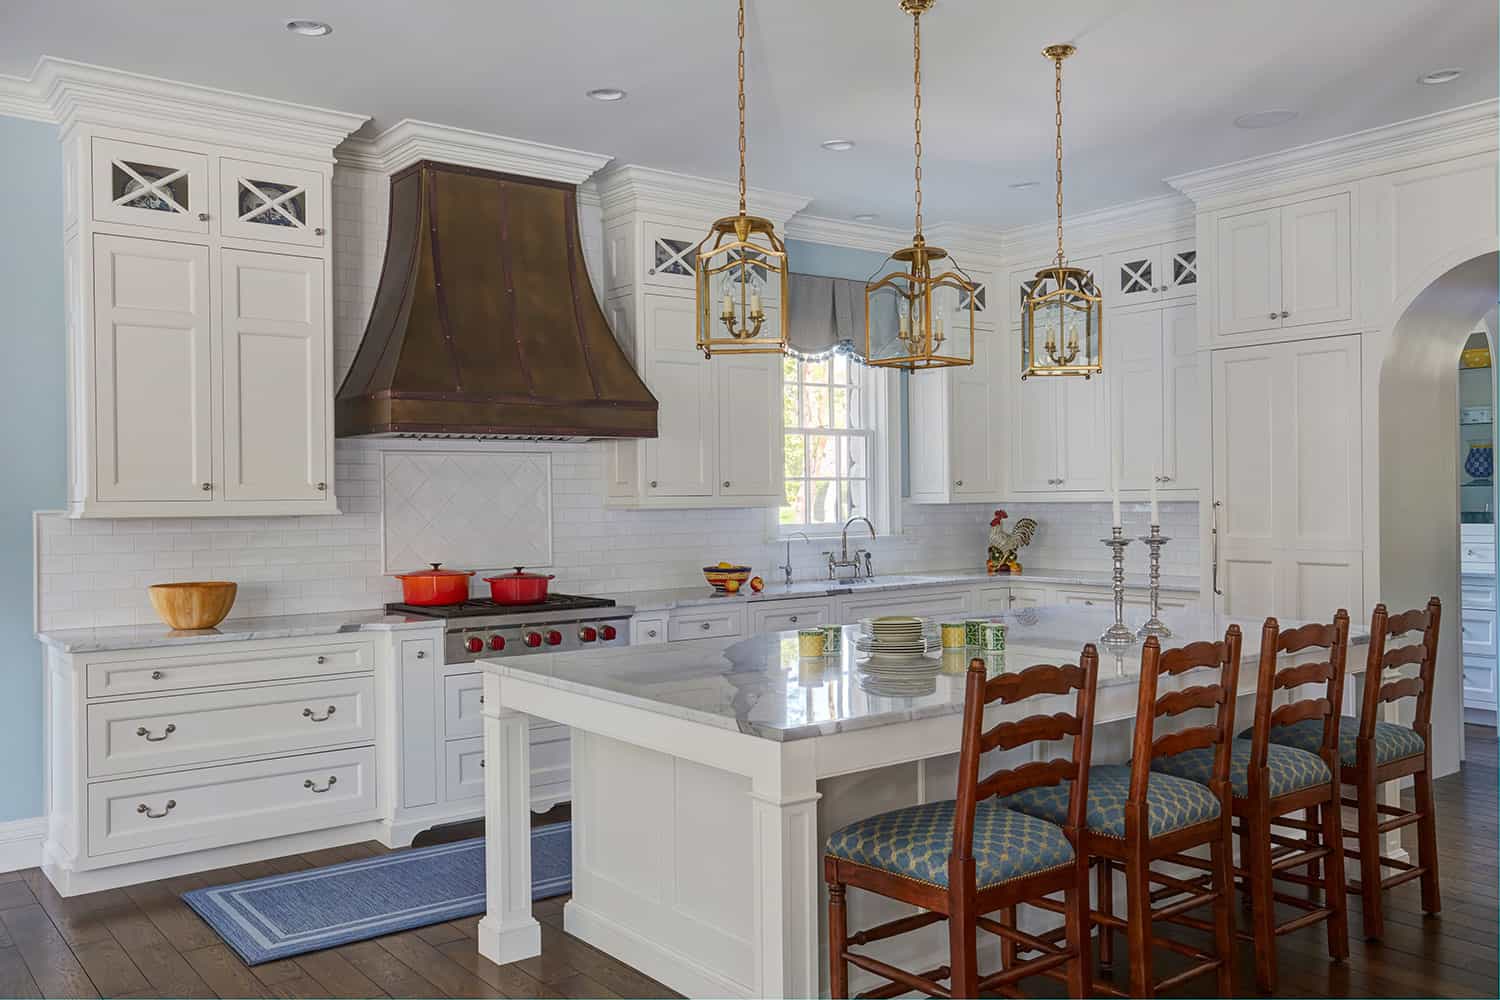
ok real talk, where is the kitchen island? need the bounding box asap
[476,606,1371,998]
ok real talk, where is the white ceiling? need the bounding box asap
[2,0,1495,228]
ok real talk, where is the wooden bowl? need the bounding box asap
[148,581,238,630]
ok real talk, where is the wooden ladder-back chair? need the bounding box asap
[824,649,1100,999]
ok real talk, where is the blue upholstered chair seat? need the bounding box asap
[1251,716,1425,767]
[1001,763,1221,839]
[824,799,1074,890]
[1153,738,1331,800]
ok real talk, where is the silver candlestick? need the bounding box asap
[1099,526,1136,647]
[1136,525,1172,639]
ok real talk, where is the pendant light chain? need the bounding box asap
[912,6,923,238]
[737,0,748,217]
[1053,50,1065,265]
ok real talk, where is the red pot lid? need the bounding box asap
[485,566,555,582]
[392,562,476,579]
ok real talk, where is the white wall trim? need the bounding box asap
[0,817,47,874]
[595,163,811,229]
[0,71,51,123]
[783,214,913,255]
[1167,99,1500,208]
[337,118,613,183]
[996,192,1196,267]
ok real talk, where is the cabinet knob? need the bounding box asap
[647,629,658,638]
[701,621,712,630]
[201,482,212,492]
[316,655,326,664]
[1280,310,1290,319]
[649,480,658,489]
[314,227,326,235]
[1162,475,1172,483]
[150,670,164,680]
[723,481,731,488]
[415,649,426,659]
[954,480,963,487]
[316,482,327,492]
[1269,312,1279,320]
[197,212,209,222]
[789,615,799,623]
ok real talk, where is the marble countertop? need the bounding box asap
[37,610,441,654]
[482,605,1365,743]
[606,565,1201,614]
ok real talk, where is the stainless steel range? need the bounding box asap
[386,594,635,663]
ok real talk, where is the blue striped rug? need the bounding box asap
[182,825,571,965]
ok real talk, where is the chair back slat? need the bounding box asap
[1156,684,1226,718]
[1125,629,1242,839]
[951,650,1099,866]
[1151,724,1219,759]
[1246,612,1350,775]
[979,711,1081,754]
[1380,676,1423,704]
[1358,599,1442,741]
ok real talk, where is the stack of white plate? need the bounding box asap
[854,616,941,660]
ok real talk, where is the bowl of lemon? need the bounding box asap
[703,562,752,593]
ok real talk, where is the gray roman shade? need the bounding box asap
[786,273,899,362]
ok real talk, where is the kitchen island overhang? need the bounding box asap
[474,607,1375,999]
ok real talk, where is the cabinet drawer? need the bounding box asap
[633,615,668,644]
[975,586,1011,614]
[1462,544,1496,575]
[87,746,376,859]
[1462,577,1497,611]
[444,737,486,803]
[1462,609,1497,658]
[86,640,374,698]
[1463,655,1497,707]
[668,607,745,642]
[86,675,375,778]
[840,588,971,622]
[749,598,831,634]
[444,672,484,741]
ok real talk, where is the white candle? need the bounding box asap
[1149,464,1160,526]
[751,291,762,316]
[1111,452,1122,527]
[721,292,733,316]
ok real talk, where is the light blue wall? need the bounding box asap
[785,238,887,283]
[0,117,64,822]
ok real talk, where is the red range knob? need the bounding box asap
[465,636,484,653]
[578,626,598,642]
[545,630,563,646]
[524,632,542,648]
[600,624,617,641]
[488,635,506,651]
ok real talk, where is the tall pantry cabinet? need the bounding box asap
[52,64,366,517]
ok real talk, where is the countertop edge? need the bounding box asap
[37,614,443,655]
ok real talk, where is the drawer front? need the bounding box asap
[976,586,1011,614]
[444,737,486,803]
[1464,656,1497,707]
[86,640,374,698]
[1462,609,1497,658]
[749,599,831,634]
[633,615,668,645]
[444,672,484,741]
[840,588,972,623]
[87,676,375,778]
[668,607,745,642]
[87,746,376,859]
[1462,577,1498,611]
[1462,543,1496,574]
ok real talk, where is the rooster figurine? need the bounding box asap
[987,509,1037,574]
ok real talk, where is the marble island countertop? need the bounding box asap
[482,605,1366,743]
[37,609,441,654]
[604,565,1201,614]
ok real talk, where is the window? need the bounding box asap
[780,354,874,531]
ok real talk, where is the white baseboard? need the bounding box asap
[564,899,755,999]
[0,817,47,873]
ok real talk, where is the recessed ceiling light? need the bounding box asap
[1234,109,1299,129]
[821,139,856,151]
[853,213,878,222]
[1008,180,1040,190]
[1419,68,1463,85]
[586,88,627,102]
[284,19,332,36]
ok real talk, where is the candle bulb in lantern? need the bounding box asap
[721,292,734,317]
[751,291,762,316]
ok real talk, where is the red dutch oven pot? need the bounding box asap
[392,563,475,606]
[484,567,555,605]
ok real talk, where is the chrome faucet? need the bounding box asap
[825,516,876,583]
[778,531,811,586]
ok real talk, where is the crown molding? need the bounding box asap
[782,214,911,255]
[0,72,51,123]
[1167,99,1500,208]
[31,57,366,160]
[596,163,811,229]
[997,192,1194,266]
[337,118,612,183]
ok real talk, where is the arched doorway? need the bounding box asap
[1378,251,1499,778]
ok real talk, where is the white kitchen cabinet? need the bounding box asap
[749,598,832,633]
[1214,192,1351,341]
[1009,328,1110,495]
[218,157,326,248]
[907,327,1004,502]
[1106,239,1197,309]
[836,586,972,623]
[91,234,214,503]
[1463,568,1498,717]
[1112,303,1200,492]
[1005,585,1051,609]
[643,298,715,498]
[91,137,210,235]
[220,249,330,501]
[668,605,746,642]
[716,352,783,498]
[1209,335,1363,618]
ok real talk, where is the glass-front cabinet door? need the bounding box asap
[219,158,326,247]
[91,137,210,234]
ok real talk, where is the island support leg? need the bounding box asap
[478,695,542,966]
[750,743,822,1000]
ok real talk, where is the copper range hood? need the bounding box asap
[335,160,657,440]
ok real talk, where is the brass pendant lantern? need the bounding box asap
[1020,44,1103,379]
[695,0,789,358]
[864,0,976,371]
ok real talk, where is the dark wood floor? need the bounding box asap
[1,727,1494,998]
